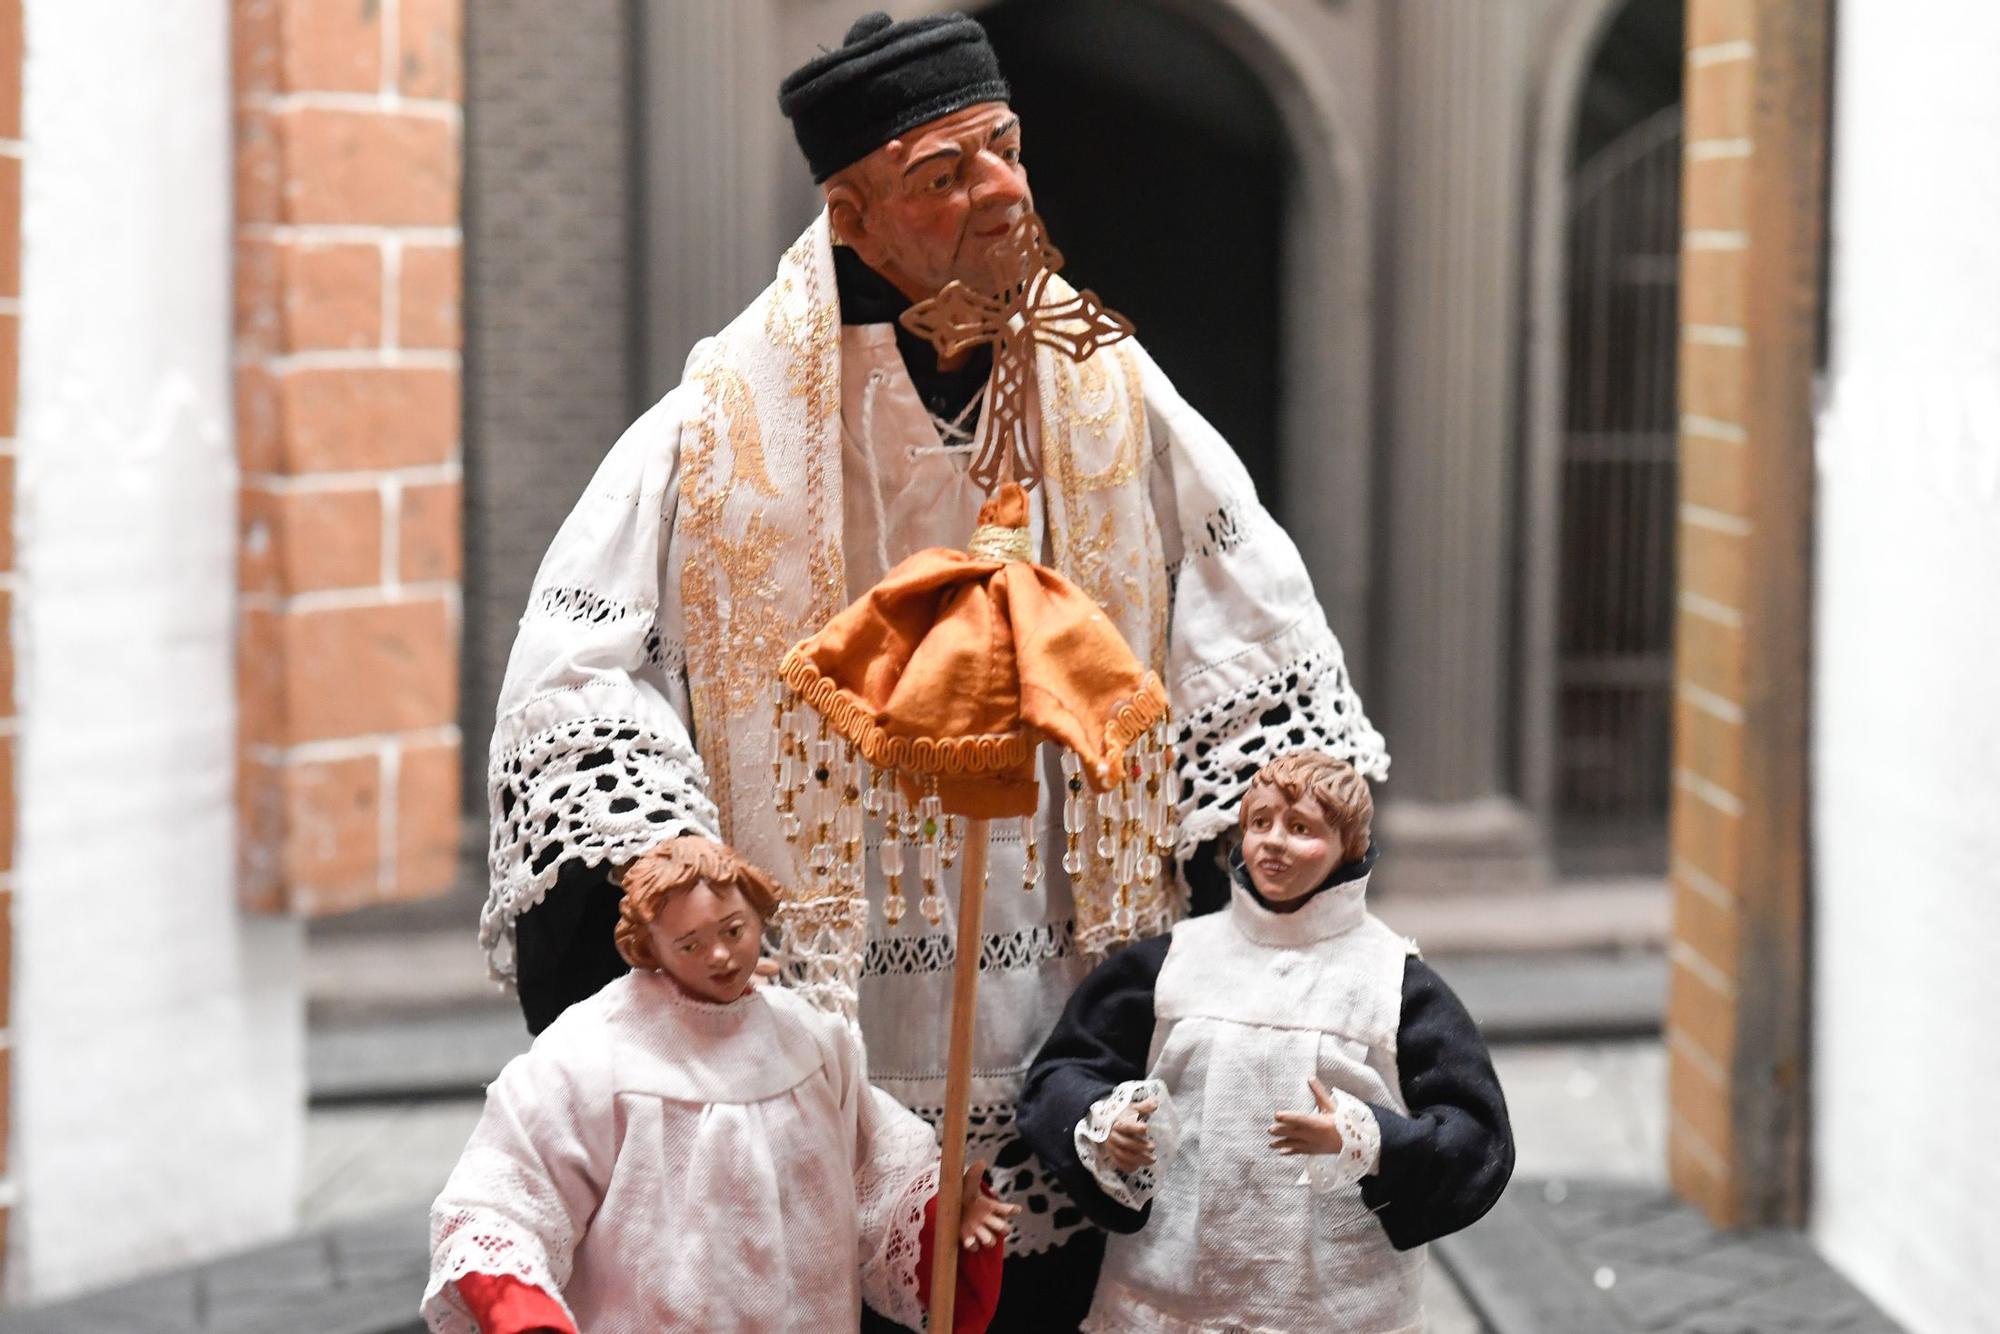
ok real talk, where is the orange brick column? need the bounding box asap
[1665,0,1829,1228]
[234,0,464,913]
[0,0,19,1276]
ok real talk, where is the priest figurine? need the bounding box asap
[481,11,1387,1329]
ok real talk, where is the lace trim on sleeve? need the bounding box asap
[1073,1078,1178,1212]
[422,1206,577,1334]
[1171,634,1389,859]
[1297,1088,1383,1195]
[482,709,720,982]
[860,1155,939,1331]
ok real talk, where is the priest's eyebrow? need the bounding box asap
[901,117,1021,178]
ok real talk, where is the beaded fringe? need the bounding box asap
[769,678,1177,945]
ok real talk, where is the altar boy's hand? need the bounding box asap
[958,1159,1021,1251]
[1268,1078,1346,1156]
[1106,1097,1159,1173]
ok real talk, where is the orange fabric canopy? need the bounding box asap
[777,484,1167,818]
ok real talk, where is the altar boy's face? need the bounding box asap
[648,881,762,1004]
[1240,786,1342,904]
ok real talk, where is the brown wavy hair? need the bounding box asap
[1244,751,1374,865]
[613,835,782,970]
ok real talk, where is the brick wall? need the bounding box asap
[1665,0,1828,1229]
[0,0,17,1277]
[234,0,464,914]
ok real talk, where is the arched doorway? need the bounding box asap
[1545,0,1686,875]
[977,0,1290,503]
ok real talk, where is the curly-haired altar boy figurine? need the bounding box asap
[423,836,1015,1334]
[1018,754,1513,1333]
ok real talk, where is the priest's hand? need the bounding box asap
[750,957,780,985]
[1106,1096,1159,1173]
[1268,1077,1346,1156]
[958,1159,1021,1251]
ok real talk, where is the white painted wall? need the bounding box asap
[1813,4,2000,1331]
[9,0,304,1301]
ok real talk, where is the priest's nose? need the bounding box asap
[969,151,1026,209]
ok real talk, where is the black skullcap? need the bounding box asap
[779,11,1010,183]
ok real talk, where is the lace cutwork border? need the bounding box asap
[1173,500,1255,572]
[483,712,719,981]
[862,918,1076,978]
[903,1096,1089,1257]
[1171,637,1389,859]
[529,585,682,674]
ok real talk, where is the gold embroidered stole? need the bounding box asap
[1034,279,1174,942]
[678,215,1169,931]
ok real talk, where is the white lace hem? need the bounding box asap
[862,1161,938,1332]
[423,1207,575,1334]
[1295,1088,1383,1194]
[1171,631,1388,859]
[1075,1079,1178,1212]
[483,702,720,982]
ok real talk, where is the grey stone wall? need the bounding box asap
[462,0,640,812]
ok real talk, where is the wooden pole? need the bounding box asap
[926,817,990,1332]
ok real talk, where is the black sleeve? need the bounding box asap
[513,859,631,1035]
[1359,957,1515,1250]
[1015,933,1174,1234]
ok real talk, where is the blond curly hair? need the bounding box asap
[1243,751,1374,865]
[614,835,782,970]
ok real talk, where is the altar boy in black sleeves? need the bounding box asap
[1019,752,1513,1332]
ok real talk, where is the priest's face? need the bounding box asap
[648,880,762,1004]
[826,100,1032,300]
[1240,786,1342,904]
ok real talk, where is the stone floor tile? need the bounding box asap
[327,1208,431,1286]
[300,1100,485,1229]
[1439,1178,1908,1334]
[1491,1043,1669,1184]
[1588,1207,1727,1263]
[1682,1240,1820,1288]
[1597,1261,1742,1327]
[1662,1317,1771,1334]
[200,1233,336,1301]
[1729,1269,1875,1324]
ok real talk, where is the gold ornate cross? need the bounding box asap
[901,211,1135,493]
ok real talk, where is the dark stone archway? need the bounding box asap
[977,0,1291,505]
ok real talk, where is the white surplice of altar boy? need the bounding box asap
[1019,753,1514,1333]
[425,836,1013,1334]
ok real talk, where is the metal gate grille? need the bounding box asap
[1554,106,1683,873]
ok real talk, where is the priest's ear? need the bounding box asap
[825,176,875,258]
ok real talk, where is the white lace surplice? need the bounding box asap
[481,213,1387,1258]
[422,973,939,1333]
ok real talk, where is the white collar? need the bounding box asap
[629,967,762,1027]
[1227,871,1372,947]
